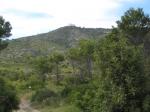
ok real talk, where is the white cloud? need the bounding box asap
[0,0,143,38]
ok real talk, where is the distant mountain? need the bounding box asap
[0,26,111,62]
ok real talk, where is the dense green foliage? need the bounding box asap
[63,34,148,112]
[67,39,95,82]
[31,88,59,105]
[117,8,150,45]
[93,36,146,112]
[0,16,19,112]
[31,52,64,83]
[61,8,150,112]
[0,16,12,51]
[0,78,19,112]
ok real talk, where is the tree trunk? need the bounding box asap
[87,56,92,79]
[71,60,78,84]
[56,64,59,84]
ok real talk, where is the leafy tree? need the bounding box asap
[68,47,85,81]
[67,39,95,82]
[50,52,64,84]
[117,8,150,104]
[0,16,19,112]
[93,34,147,112]
[0,16,12,50]
[33,56,53,82]
[32,52,64,84]
[117,8,150,45]
[78,39,95,79]
[0,16,12,37]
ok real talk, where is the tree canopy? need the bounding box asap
[0,16,12,50]
[117,8,150,45]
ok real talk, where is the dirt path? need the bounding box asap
[17,98,40,112]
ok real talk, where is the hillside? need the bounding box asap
[0,26,111,63]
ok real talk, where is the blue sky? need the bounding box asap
[0,0,149,38]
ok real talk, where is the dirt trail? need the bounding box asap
[17,97,40,112]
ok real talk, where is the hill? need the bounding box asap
[0,26,111,63]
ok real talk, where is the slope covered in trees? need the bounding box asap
[0,26,110,63]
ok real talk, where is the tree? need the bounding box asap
[68,47,85,81]
[0,16,12,37]
[32,52,64,84]
[0,16,12,50]
[117,8,150,104]
[67,39,95,82]
[50,52,64,84]
[0,16,19,112]
[117,8,150,45]
[78,39,95,79]
[93,34,147,112]
[33,56,53,82]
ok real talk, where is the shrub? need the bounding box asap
[31,88,59,105]
[24,74,45,90]
[0,77,19,112]
[61,77,98,112]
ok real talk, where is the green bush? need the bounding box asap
[70,82,97,112]
[61,77,79,98]
[31,88,59,105]
[0,77,19,112]
[0,68,23,81]
[143,95,150,112]
[61,77,98,112]
[61,85,72,98]
[24,74,45,90]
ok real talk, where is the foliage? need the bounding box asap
[22,74,45,90]
[0,26,110,64]
[68,33,148,112]
[70,82,97,112]
[32,56,53,81]
[0,16,20,112]
[49,52,65,84]
[94,35,146,112]
[31,52,64,83]
[0,8,150,112]
[31,88,59,106]
[40,104,81,112]
[0,16,12,50]
[67,39,96,82]
[0,77,19,112]
[0,16,12,38]
[143,95,150,112]
[117,8,150,45]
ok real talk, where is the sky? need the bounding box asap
[0,0,149,38]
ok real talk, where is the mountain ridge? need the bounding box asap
[0,26,111,63]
